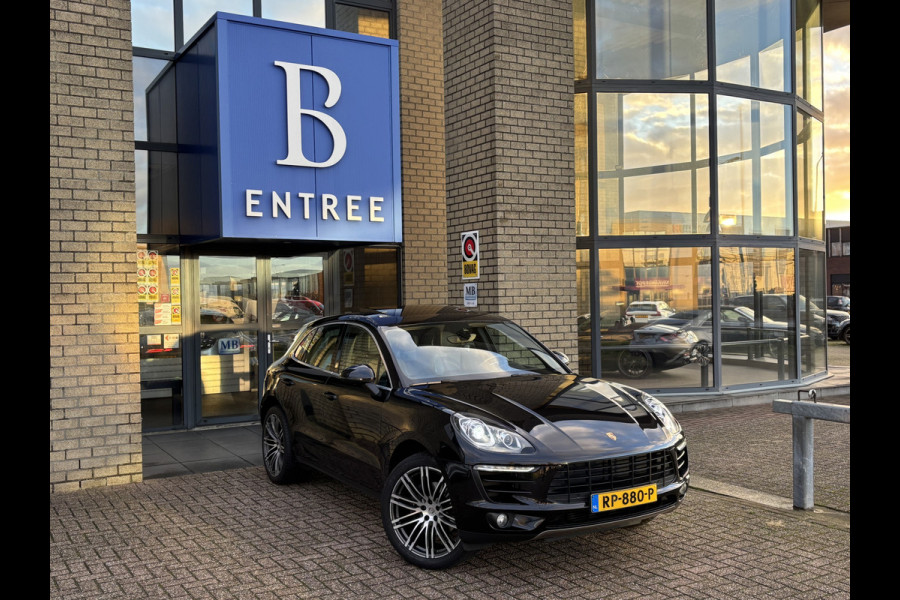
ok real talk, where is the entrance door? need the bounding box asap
[270,256,327,360]
[195,254,328,426]
[197,256,260,423]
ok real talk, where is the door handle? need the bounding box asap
[325,392,338,401]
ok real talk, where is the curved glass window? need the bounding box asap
[797,112,824,240]
[576,249,592,375]
[719,246,802,385]
[716,96,793,236]
[798,248,826,376]
[715,0,792,92]
[596,93,710,235]
[595,0,708,80]
[577,0,827,392]
[796,0,824,108]
[574,0,588,80]
[584,247,714,389]
[575,94,590,235]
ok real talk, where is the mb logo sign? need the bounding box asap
[461,231,479,280]
[218,337,242,355]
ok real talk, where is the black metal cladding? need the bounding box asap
[477,445,687,506]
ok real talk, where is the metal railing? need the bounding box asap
[772,390,850,510]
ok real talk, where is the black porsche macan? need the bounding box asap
[259,305,689,569]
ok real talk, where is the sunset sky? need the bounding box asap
[824,25,850,224]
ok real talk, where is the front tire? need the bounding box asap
[841,325,850,345]
[381,454,468,570]
[617,350,652,378]
[262,405,299,484]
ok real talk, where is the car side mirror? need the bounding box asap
[553,351,570,365]
[341,364,376,383]
[340,364,388,400]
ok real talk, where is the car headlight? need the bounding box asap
[642,394,682,436]
[451,414,534,454]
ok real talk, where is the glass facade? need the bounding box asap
[594,0,708,81]
[716,95,793,236]
[594,92,710,235]
[576,0,827,392]
[715,0,792,92]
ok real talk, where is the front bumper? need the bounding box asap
[443,438,690,549]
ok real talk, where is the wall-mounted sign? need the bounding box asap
[461,230,479,279]
[161,13,402,244]
[464,283,477,307]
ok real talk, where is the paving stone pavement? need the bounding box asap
[50,395,851,599]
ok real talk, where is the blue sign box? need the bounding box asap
[170,13,401,243]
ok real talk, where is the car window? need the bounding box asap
[295,324,343,373]
[337,325,390,386]
[721,308,745,322]
[382,321,567,383]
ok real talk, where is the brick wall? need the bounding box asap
[444,0,578,361]
[50,0,142,492]
[397,0,449,304]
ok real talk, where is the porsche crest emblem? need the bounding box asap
[606,432,617,441]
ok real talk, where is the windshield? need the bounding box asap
[381,321,569,384]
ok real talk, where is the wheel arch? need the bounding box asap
[258,393,281,420]
[387,440,431,475]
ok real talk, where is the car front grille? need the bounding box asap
[547,445,687,504]
[477,443,688,507]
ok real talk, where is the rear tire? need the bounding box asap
[262,405,299,484]
[841,325,850,345]
[617,350,652,378]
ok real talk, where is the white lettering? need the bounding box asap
[246,190,263,217]
[347,195,361,221]
[272,192,290,218]
[322,194,339,220]
[370,196,384,222]
[274,61,347,168]
[298,193,314,220]
[242,190,389,224]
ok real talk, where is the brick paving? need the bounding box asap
[50,394,851,599]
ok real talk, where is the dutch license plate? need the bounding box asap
[591,484,657,513]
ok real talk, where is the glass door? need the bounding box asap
[194,254,329,426]
[270,255,327,360]
[197,256,260,423]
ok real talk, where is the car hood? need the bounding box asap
[406,374,676,458]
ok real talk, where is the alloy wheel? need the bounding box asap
[388,465,460,561]
[263,410,286,478]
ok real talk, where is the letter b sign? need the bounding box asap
[275,61,347,168]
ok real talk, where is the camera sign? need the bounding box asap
[461,231,479,279]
